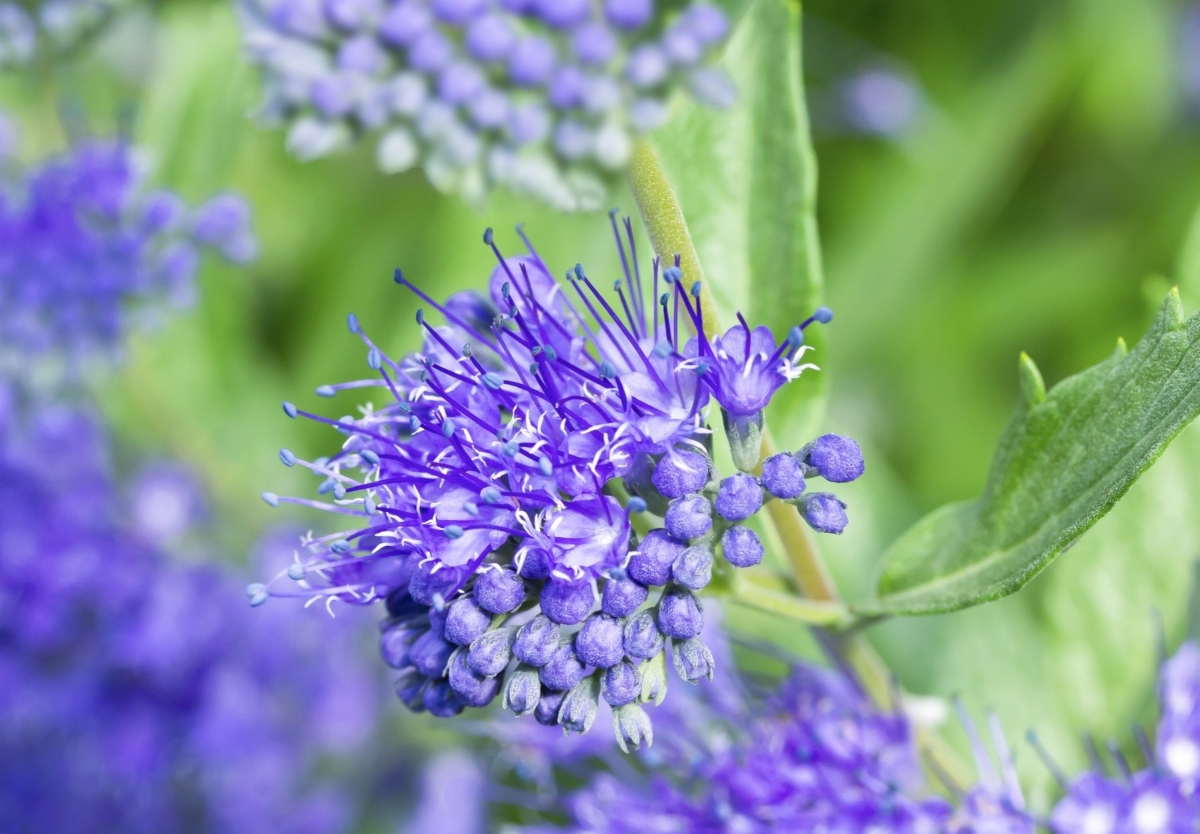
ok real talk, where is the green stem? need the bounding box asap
[726,574,849,626]
[626,137,971,782]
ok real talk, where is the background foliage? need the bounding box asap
[6,0,1200,808]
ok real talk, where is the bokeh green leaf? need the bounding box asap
[862,290,1200,615]
[651,0,826,441]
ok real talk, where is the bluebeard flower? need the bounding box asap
[0,407,387,833]
[1044,639,1200,834]
[260,215,861,743]
[492,614,955,832]
[238,0,736,209]
[0,125,256,386]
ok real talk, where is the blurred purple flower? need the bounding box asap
[238,0,737,209]
[0,124,257,385]
[0,406,386,833]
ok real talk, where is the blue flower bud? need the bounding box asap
[394,669,428,710]
[605,0,652,29]
[804,434,864,483]
[623,610,664,659]
[474,566,527,613]
[657,588,703,640]
[466,626,514,676]
[444,597,492,645]
[761,452,806,499]
[612,703,653,752]
[721,525,764,568]
[714,473,763,522]
[513,614,560,667]
[799,492,849,534]
[448,649,487,699]
[664,494,712,541]
[539,638,587,691]
[575,614,625,668]
[423,679,466,717]
[408,561,462,606]
[601,576,648,617]
[409,628,455,677]
[671,544,714,591]
[539,578,595,625]
[651,449,709,499]
[535,688,566,726]
[627,529,685,586]
[503,665,542,716]
[559,675,602,735]
[602,660,641,707]
[516,545,552,580]
[380,622,418,668]
[672,636,715,683]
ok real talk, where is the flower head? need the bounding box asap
[0,126,256,386]
[0,406,386,833]
[260,215,863,743]
[239,0,736,209]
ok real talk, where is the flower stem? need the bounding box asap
[626,137,971,783]
[727,572,849,626]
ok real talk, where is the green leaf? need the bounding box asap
[649,0,826,439]
[861,290,1200,615]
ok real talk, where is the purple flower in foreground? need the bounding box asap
[0,406,386,833]
[492,615,952,832]
[0,123,256,385]
[238,0,736,209]
[1044,639,1200,834]
[260,215,861,742]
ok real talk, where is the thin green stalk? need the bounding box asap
[626,136,969,782]
[727,573,849,626]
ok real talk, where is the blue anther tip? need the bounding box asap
[368,349,382,370]
[316,385,336,397]
[663,266,682,284]
[279,449,296,467]
[627,496,648,514]
[393,268,405,285]
[608,207,619,218]
[483,227,494,245]
[814,306,833,324]
[347,312,360,333]
[361,449,380,465]
[788,326,805,347]
[287,564,306,581]
[690,281,702,297]
[282,401,297,419]
[261,491,280,507]
[444,525,465,539]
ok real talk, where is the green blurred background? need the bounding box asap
[6,0,1200,806]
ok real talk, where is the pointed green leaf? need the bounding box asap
[861,290,1200,615]
[651,0,826,438]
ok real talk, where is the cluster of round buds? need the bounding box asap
[238,0,736,209]
[0,130,257,383]
[257,215,862,747]
[0,0,127,67]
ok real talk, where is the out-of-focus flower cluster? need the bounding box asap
[1048,639,1200,833]
[0,398,387,832]
[0,0,127,66]
[462,617,1031,833]
[0,124,256,386]
[259,216,864,746]
[238,0,736,209]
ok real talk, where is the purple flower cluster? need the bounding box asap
[0,0,126,66]
[0,126,256,385]
[259,215,863,744]
[238,0,736,209]
[0,401,384,833]
[495,624,953,832]
[1047,640,1200,834]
